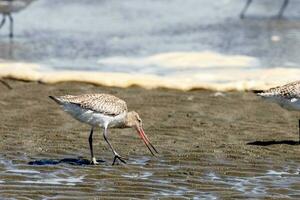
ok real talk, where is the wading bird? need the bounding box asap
[0,0,35,37]
[49,93,158,165]
[256,80,300,143]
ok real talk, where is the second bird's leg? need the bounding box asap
[89,127,99,165]
[240,0,252,19]
[298,119,300,144]
[278,0,289,18]
[8,14,13,38]
[0,14,6,29]
[103,127,126,165]
[0,79,12,89]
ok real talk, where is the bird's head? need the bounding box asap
[125,111,143,129]
[125,111,158,156]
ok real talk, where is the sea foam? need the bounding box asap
[0,52,299,91]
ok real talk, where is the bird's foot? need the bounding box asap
[90,157,99,165]
[112,154,126,165]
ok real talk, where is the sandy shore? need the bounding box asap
[1,79,300,198]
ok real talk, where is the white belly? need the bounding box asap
[61,103,125,128]
[264,96,300,111]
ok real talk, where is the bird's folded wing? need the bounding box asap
[61,94,128,116]
[261,81,300,99]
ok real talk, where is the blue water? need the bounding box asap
[0,0,300,71]
[0,0,300,90]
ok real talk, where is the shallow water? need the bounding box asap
[1,0,300,90]
[1,154,300,199]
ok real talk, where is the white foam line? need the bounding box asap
[18,176,84,186]
[7,169,40,174]
[98,51,259,69]
[0,61,300,91]
[122,171,153,179]
[266,170,290,176]
[204,169,300,197]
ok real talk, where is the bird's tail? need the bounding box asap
[252,90,277,98]
[49,96,62,105]
[252,90,264,94]
[252,90,265,96]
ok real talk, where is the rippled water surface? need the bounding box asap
[1,154,300,199]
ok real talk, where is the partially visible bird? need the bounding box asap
[0,0,35,37]
[240,0,289,19]
[49,93,158,165]
[256,80,300,142]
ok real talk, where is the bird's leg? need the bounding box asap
[103,127,126,165]
[278,0,289,18]
[298,119,300,144]
[89,127,99,165]
[0,14,6,29]
[8,13,13,38]
[0,79,12,89]
[240,0,252,19]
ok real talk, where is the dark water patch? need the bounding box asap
[28,157,105,166]
[247,140,300,146]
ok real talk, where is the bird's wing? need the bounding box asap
[258,81,300,100]
[58,94,128,116]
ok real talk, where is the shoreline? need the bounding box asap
[1,61,300,91]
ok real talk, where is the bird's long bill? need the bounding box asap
[137,127,159,156]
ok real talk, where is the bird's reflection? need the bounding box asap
[28,157,105,166]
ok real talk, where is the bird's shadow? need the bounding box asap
[247,140,300,146]
[28,157,105,166]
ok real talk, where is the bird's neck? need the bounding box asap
[122,113,131,128]
[111,113,130,128]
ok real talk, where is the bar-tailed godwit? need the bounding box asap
[256,80,300,142]
[0,0,35,37]
[49,93,158,165]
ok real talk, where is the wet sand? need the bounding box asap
[1,80,300,199]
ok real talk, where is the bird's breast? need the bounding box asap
[265,96,300,111]
[61,103,126,128]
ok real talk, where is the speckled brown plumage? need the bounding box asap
[256,80,300,143]
[258,81,300,99]
[53,94,128,116]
